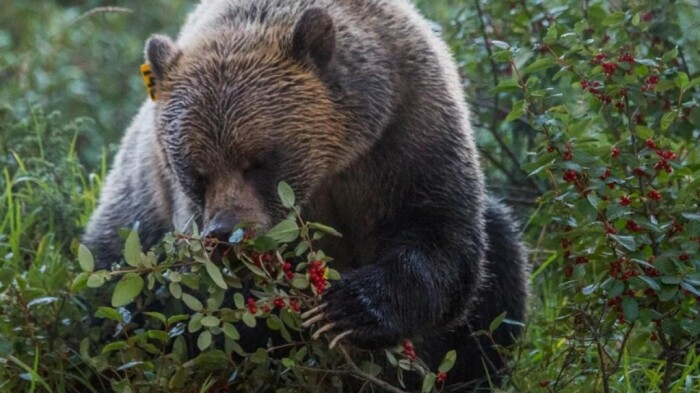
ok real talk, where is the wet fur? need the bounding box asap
[83,0,529,389]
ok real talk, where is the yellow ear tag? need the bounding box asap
[140,63,158,100]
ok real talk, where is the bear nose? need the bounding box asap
[203,213,237,242]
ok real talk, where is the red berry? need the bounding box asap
[605,223,618,235]
[547,145,555,153]
[626,219,643,232]
[247,297,258,314]
[602,61,618,77]
[600,168,612,180]
[618,53,635,64]
[679,253,689,261]
[648,190,661,201]
[562,169,578,183]
[402,340,417,361]
[437,372,448,383]
[645,139,657,149]
[593,53,606,65]
[611,146,621,158]
[564,265,574,277]
[619,195,632,206]
[575,256,589,265]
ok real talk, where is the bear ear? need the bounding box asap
[145,34,181,81]
[292,8,336,71]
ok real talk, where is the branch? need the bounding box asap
[338,345,409,393]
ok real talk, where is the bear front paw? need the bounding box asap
[301,274,404,349]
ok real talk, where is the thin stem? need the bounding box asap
[338,345,408,393]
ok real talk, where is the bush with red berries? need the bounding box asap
[443,0,699,391]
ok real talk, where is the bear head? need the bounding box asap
[144,8,375,240]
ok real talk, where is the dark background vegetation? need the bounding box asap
[1,1,699,392]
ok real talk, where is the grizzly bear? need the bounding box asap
[84,0,529,389]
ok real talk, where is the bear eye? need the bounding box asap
[188,175,207,207]
[244,150,274,177]
[247,158,266,172]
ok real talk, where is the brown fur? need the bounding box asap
[84,1,529,390]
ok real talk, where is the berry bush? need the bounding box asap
[1,0,699,392]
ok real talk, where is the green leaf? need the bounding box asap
[205,261,227,290]
[294,241,310,256]
[660,111,677,131]
[422,373,437,393]
[168,314,189,325]
[123,230,142,268]
[622,297,639,322]
[242,312,256,328]
[489,79,520,94]
[111,273,144,307]
[490,40,510,50]
[277,181,295,208]
[79,338,90,359]
[251,348,268,364]
[489,311,507,333]
[602,12,626,26]
[326,268,341,281]
[222,322,240,340]
[197,331,212,351]
[635,126,654,140]
[95,307,123,322]
[101,341,129,354]
[143,311,166,324]
[685,77,700,91]
[188,313,203,333]
[639,276,660,291]
[71,272,89,292]
[632,12,640,26]
[574,20,588,34]
[681,213,700,221]
[676,72,689,89]
[169,282,182,299]
[78,244,94,272]
[281,358,295,368]
[438,350,457,373]
[200,315,220,328]
[662,47,678,62]
[182,293,204,312]
[265,220,299,243]
[233,293,245,310]
[544,24,558,44]
[308,222,343,237]
[87,273,105,288]
[169,367,188,390]
[291,274,309,290]
[522,58,556,74]
[610,235,636,251]
[680,282,700,297]
[505,100,527,123]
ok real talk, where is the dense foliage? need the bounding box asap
[1,0,699,392]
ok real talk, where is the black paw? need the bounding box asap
[302,271,403,349]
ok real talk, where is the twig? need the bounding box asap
[338,345,408,393]
[72,7,133,24]
[473,0,541,193]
